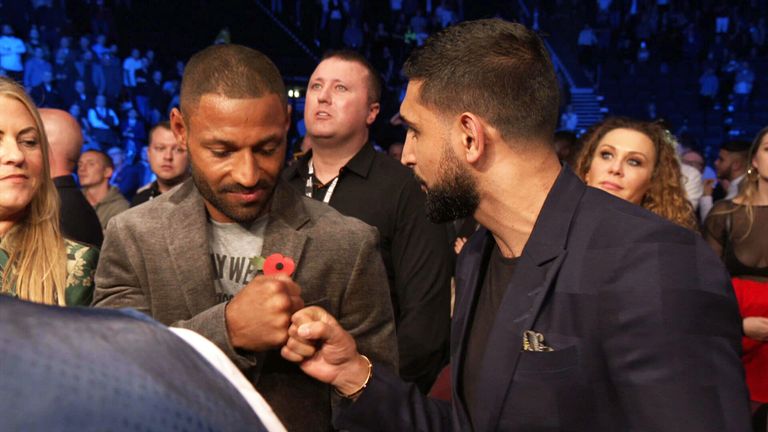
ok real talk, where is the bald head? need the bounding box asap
[40,108,84,177]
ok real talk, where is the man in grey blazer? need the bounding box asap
[93,44,397,431]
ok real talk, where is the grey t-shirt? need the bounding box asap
[208,216,268,303]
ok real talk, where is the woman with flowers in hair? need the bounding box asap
[704,126,768,413]
[0,77,98,306]
[574,116,698,230]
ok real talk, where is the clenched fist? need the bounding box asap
[225,274,304,351]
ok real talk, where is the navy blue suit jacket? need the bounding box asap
[0,296,268,431]
[335,167,751,431]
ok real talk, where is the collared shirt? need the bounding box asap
[131,181,162,207]
[283,143,453,391]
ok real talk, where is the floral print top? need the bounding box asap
[0,239,99,306]
[62,239,99,306]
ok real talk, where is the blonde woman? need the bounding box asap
[704,127,768,411]
[0,77,98,306]
[575,117,698,230]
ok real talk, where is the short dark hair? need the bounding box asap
[179,44,286,115]
[321,49,382,103]
[721,140,751,154]
[403,19,559,141]
[83,149,114,170]
[148,120,171,143]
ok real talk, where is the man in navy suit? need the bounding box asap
[281,19,752,431]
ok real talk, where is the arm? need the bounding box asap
[391,179,452,391]
[282,306,452,431]
[93,217,300,370]
[336,227,399,373]
[598,232,750,431]
[87,108,109,129]
[702,203,728,258]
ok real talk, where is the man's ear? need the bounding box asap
[104,166,114,182]
[366,102,381,126]
[458,113,485,165]
[170,107,188,150]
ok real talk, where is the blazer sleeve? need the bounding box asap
[336,227,399,376]
[597,229,751,432]
[93,216,259,370]
[334,365,452,431]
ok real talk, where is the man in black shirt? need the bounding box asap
[40,108,103,247]
[283,50,452,392]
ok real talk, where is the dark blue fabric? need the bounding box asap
[335,166,751,431]
[0,296,267,431]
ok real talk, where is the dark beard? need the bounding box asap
[420,145,479,223]
[191,166,274,224]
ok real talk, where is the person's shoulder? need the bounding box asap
[111,181,192,227]
[578,188,698,248]
[711,198,737,212]
[64,238,100,266]
[301,194,379,241]
[370,150,416,182]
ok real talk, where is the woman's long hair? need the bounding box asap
[0,77,67,305]
[575,117,698,231]
[712,126,768,238]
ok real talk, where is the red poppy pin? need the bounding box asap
[250,253,296,277]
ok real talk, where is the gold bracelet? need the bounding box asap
[334,354,373,399]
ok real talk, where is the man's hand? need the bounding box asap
[281,306,371,396]
[225,275,304,351]
[744,316,768,342]
[703,179,716,196]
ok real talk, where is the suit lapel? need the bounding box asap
[468,167,586,431]
[473,249,566,431]
[166,181,218,315]
[261,181,310,274]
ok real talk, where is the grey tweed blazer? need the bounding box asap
[94,178,398,431]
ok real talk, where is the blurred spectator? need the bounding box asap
[732,61,754,112]
[387,142,403,161]
[553,130,580,166]
[343,18,364,49]
[29,70,62,108]
[121,108,147,147]
[434,0,457,28]
[25,26,48,58]
[682,149,706,174]
[559,104,579,131]
[91,34,110,60]
[577,23,598,73]
[99,51,123,102]
[0,25,26,81]
[700,140,751,220]
[72,50,98,95]
[698,67,719,110]
[78,149,129,229]
[88,94,120,148]
[23,47,52,90]
[107,145,144,200]
[123,48,142,88]
[69,103,93,146]
[65,79,94,112]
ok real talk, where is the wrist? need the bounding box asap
[224,300,243,348]
[334,354,372,399]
